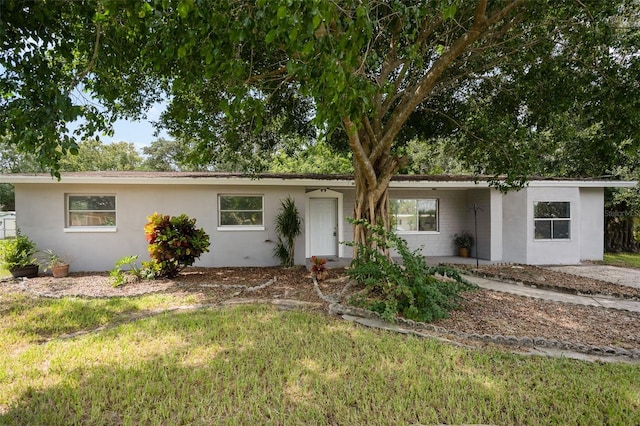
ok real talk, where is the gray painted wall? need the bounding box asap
[14,181,605,270]
[16,183,307,271]
[464,189,491,259]
[502,189,528,264]
[526,187,581,264]
[579,187,604,261]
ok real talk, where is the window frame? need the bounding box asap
[217,194,265,231]
[533,201,571,241]
[64,194,117,232]
[390,198,439,233]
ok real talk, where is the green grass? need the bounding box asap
[0,292,639,425]
[0,239,10,277]
[602,252,640,269]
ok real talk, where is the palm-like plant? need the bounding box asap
[273,196,302,267]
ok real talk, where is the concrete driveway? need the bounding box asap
[546,265,640,290]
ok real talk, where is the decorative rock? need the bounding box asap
[518,337,533,347]
[603,347,617,355]
[494,335,506,344]
[481,334,494,343]
[506,336,519,346]
[533,337,546,346]
[615,348,630,357]
[575,344,588,352]
[589,346,603,354]
[546,339,559,348]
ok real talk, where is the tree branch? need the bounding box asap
[71,21,102,88]
[370,0,526,164]
[344,117,377,188]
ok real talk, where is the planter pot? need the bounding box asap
[10,264,39,278]
[51,264,70,278]
[458,247,469,258]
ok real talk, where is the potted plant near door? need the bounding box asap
[454,231,474,258]
[41,249,70,278]
[0,233,39,278]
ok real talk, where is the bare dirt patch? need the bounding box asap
[2,265,639,350]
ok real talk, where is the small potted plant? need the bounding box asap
[41,249,70,278]
[454,231,474,258]
[0,233,39,278]
[310,256,328,280]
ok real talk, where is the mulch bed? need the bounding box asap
[2,264,639,351]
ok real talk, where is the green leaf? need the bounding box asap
[312,14,322,29]
[277,6,287,20]
[265,29,277,44]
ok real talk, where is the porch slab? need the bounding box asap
[306,256,498,269]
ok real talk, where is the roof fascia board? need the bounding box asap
[0,175,635,189]
[526,180,637,188]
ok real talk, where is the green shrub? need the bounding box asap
[0,233,37,270]
[346,219,476,323]
[145,213,210,278]
[110,255,160,287]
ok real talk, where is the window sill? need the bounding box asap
[534,238,571,242]
[396,231,440,235]
[64,227,117,233]
[217,226,266,232]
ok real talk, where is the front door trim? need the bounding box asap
[305,188,344,258]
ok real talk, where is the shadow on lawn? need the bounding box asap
[2,294,143,341]
[2,305,639,425]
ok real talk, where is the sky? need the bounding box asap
[98,101,169,151]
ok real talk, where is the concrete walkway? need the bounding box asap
[464,274,640,313]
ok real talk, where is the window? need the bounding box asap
[67,195,116,227]
[391,199,438,232]
[218,195,264,228]
[534,201,570,240]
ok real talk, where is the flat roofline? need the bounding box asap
[0,172,635,189]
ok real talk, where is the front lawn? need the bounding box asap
[0,292,638,425]
[603,252,640,269]
[0,239,10,277]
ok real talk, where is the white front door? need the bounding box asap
[309,198,338,256]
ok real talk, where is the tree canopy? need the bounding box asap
[2,0,638,247]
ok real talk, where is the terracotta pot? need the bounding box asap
[51,264,70,278]
[458,247,469,258]
[10,264,39,278]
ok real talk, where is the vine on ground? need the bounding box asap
[346,219,476,323]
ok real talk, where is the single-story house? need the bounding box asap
[1,172,635,271]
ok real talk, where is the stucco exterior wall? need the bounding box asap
[15,183,307,271]
[489,189,503,261]
[526,187,581,265]
[502,189,528,264]
[387,189,468,257]
[12,177,610,269]
[579,187,604,261]
[464,189,491,259]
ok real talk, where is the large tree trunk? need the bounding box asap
[347,123,403,258]
[352,163,391,253]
